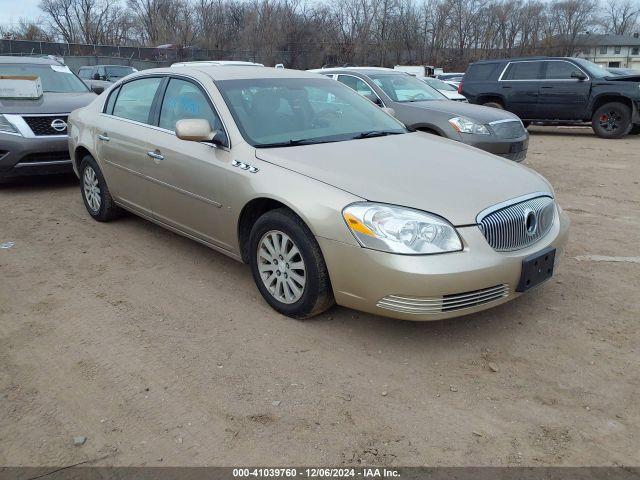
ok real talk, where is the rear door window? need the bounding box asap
[112,77,162,124]
[502,61,543,80]
[466,63,499,81]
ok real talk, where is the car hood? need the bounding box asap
[605,74,640,82]
[255,132,551,225]
[406,100,520,123]
[0,92,96,114]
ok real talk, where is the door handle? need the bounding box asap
[147,150,164,161]
[97,133,110,141]
[541,86,553,89]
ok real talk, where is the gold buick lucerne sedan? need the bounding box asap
[68,66,570,321]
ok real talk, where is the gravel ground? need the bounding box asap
[0,126,638,467]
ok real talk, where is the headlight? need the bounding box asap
[342,203,463,255]
[0,114,20,135]
[449,116,490,135]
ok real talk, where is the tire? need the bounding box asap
[629,125,640,135]
[249,208,334,319]
[591,102,632,139]
[483,101,504,110]
[79,155,122,221]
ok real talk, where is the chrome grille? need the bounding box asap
[490,120,526,139]
[479,196,555,252]
[22,115,68,136]
[377,284,509,315]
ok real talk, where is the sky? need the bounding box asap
[0,0,43,28]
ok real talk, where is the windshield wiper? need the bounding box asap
[352,130,403,139]
[256,138,332,148]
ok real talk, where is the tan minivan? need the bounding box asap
[68,66,569,321]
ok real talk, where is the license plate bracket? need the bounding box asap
[516,246,556,292]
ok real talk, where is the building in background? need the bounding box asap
[576,33,640,70]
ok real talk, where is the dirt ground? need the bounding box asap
[0,126,639,468]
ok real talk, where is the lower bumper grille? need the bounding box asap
[377,284,510,315]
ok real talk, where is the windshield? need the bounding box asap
[105,66,136,78]
[421,77,456,91]
[0,64,89,93]
[216,77,408,147]
[572,59,611,78]
[367,74,447,102]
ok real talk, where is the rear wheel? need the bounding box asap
[79,155,122,221]
[249,208,334,319]
[483,101,504,110]
[591,102,632,139]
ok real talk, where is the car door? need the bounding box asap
[142,76,233,250]
[537,60,591,120]
[498,61,544,119]
[96,76,163,215]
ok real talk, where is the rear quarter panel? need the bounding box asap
[68,97,104,177]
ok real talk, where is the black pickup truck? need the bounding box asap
[460,57,640,138]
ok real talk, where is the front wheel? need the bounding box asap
[592,102,632,139]
[249,208,334,319]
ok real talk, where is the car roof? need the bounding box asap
[470,56,579,65]
[134,66,324,81]
[308,67,403,75]
[171,60,264,67]
[0,55,60,65]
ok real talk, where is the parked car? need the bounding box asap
[436,73,465,85]
[418,77,468,101]
[0,56,96,181]
[68,66,569,320]
[78,65,137,91]
[461,56,640,138]
[311,67,529,161]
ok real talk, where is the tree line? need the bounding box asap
[1,0,639,70]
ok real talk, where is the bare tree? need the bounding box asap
[600,0,640,35]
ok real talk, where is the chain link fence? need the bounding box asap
[0,39,265,71]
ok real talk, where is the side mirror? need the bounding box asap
[93,73,101,80]
[381,107,396,117]
[175,118,224,144]
[364,93,383,106]
[91,85,104,94]
[571,71,587,81]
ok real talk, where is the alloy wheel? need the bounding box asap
[257,230,306,304]
[83,166,101,212]
[599,110,622,132]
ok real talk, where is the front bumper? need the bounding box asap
[0,133,73,179]
[318,207,570,321]
[461,132,529,162]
